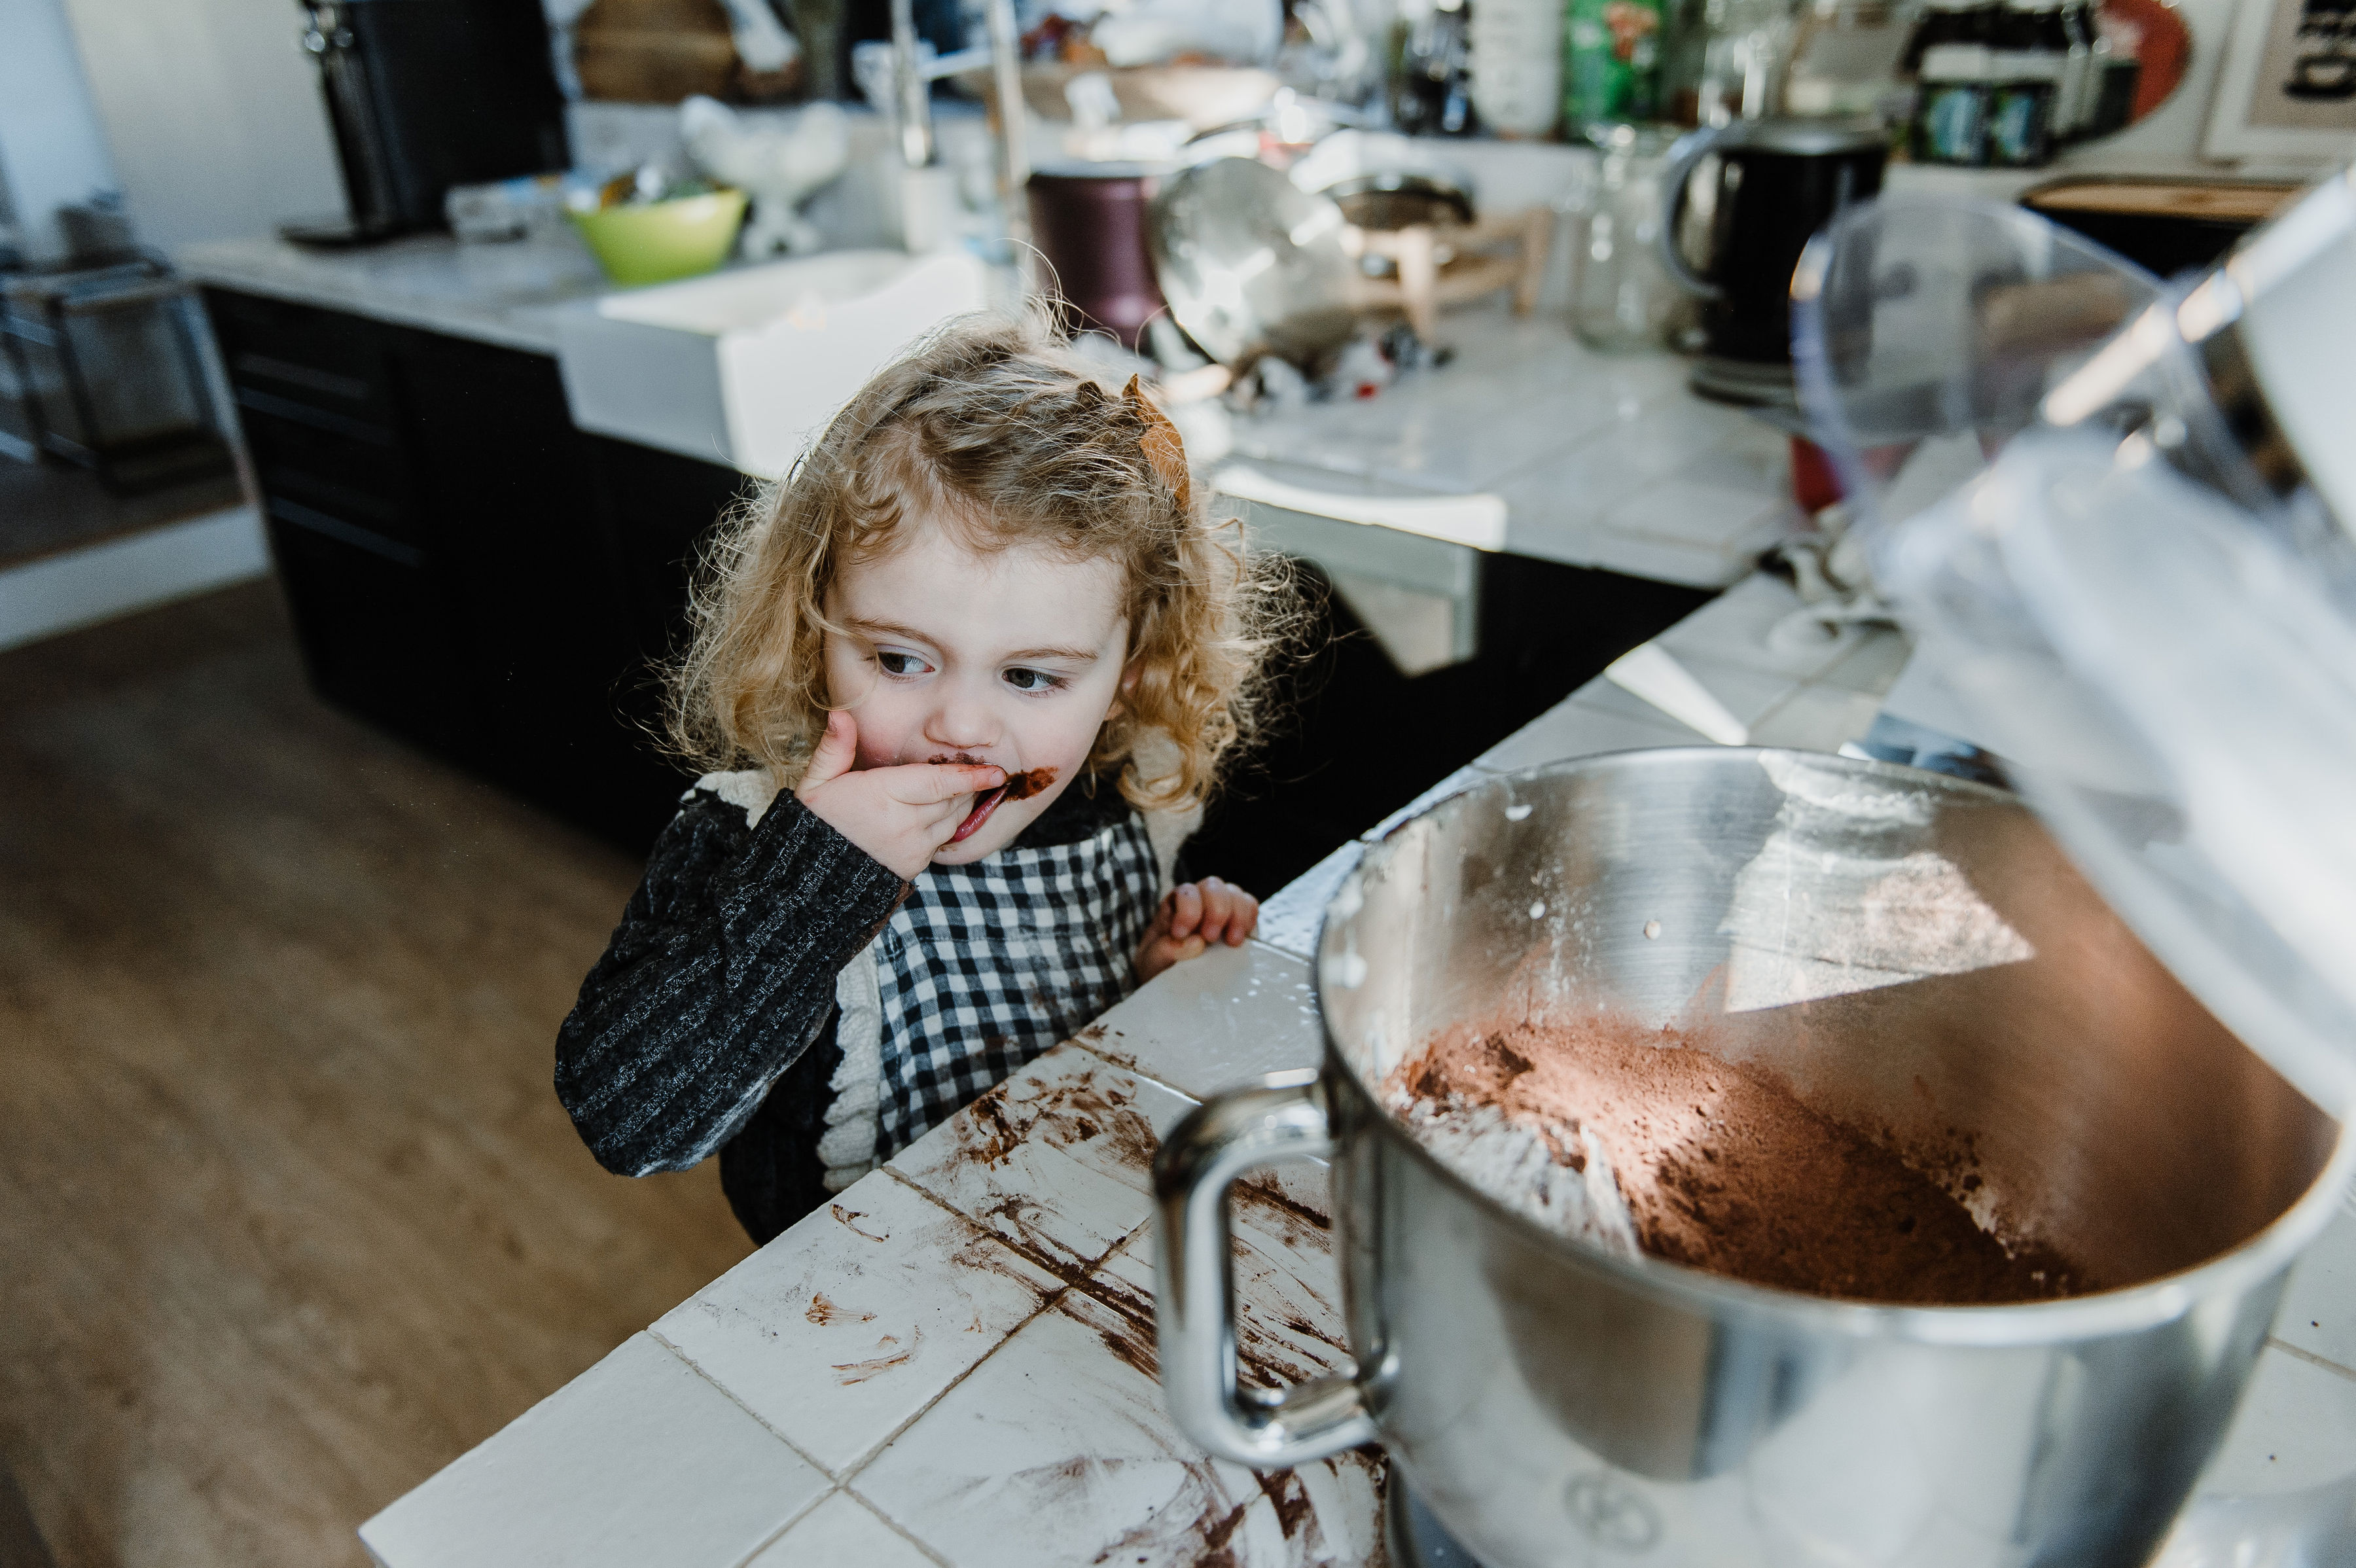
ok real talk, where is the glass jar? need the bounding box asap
[1569,125,1679,353]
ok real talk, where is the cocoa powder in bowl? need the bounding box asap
[1390,1016,2094,1305]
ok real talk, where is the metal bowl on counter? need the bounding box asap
[1146,156,1359,368]
[1153,749,2351,1568]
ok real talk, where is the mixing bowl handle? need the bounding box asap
[1151,1068,1380,1469]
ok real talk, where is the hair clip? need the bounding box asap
[1123,374,1192,515]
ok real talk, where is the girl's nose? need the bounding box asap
[921,685,997,751]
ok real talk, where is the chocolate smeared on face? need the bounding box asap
[926,753,1057,842]
[1000,766,1056,800]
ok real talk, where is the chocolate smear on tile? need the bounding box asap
[945,1060,1160,1181]
[1082,1462,1250,1568]
[974,1192,1097,1278]
[804,1291,874,1327]
[1067,1268,1160,1381]
[1232,1173,1333,1241]
[944,1221,1063,1305]
[1069,1020,1145,1075]
[959,1086,1026,1167]
[1254,1469,1316,1543]
[1027,1067,1160,1175]
[830,1327,917,1384]
[829,1203,888,1242]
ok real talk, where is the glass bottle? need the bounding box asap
[1395,0,1479,136]
[1564,0,1670,133]
[2058,0,2103,135]
[1687,0,1802,124]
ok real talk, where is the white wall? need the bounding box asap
[0,0,120,261]
[57,0,346,251]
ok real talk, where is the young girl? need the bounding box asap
[556,312,1285,1243]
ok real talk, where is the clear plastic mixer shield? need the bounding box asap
[1791,188,2356,1115]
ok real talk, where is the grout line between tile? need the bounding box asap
[2265,1336,2356,1383]
[1063,1029,1205,1105]
[846,1482,959,1567]
[647,1327,839,1481]
[728,1484,840,1568]
[815,1166,1090,1482]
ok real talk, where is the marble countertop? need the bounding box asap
[355,571,2356,1567]
[179,228,1797,590]
[178,232,611,357]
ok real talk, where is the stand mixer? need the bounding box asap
[1151,168,2356,1566]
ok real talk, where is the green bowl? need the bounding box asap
[568,189,748,287]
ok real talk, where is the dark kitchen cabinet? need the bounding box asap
[208,289,482,764]
[1185,550,1713,895]
[580,434,759,828]
[204,289,749,854]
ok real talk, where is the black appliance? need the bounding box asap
[1657,118,1887,406]
[284,0,569,247]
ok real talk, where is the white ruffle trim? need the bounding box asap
[818,933,884,1192]
[691,768,779,829]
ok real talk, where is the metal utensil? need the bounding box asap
[1154,749,2351,1568]
[1146,156,1359,368]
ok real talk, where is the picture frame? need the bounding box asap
[2204,0,2356,161]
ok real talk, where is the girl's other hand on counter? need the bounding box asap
[795,710,1003,881]
[1137,876,1258,982]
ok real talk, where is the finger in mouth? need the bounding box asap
[950,782,1009,844]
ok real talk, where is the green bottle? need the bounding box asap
[1565,0,1668,130]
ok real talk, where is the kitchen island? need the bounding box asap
[352,567,2356,1566]
[178,228,1794,890]
[179,231,2356,1568]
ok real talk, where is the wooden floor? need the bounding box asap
[0,582,752,1567]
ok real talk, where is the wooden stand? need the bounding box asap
[1341,207,1554,342]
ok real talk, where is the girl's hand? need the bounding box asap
[1136,876,1258,982]
[795,710,1003,880]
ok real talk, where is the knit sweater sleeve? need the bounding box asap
[554,787,906,1177]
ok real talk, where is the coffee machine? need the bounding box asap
[283,0,569,247]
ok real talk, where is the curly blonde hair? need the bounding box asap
[668,310,1290,814]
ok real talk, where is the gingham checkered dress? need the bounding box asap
[558,771,1168,1234]
[861,815,1158,1157]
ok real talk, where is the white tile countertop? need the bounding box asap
[359,570,2356,1567]
[1218,302,1802,591]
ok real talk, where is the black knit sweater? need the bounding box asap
[556,777,1139,1243]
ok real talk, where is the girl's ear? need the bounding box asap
[1101,658,1141,723]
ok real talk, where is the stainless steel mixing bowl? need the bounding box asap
[1153,749,2351,1568]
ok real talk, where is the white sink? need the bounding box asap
[555,249,990,478]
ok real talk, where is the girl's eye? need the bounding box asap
[876,650,929,677]
[1003,666,1066,694]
